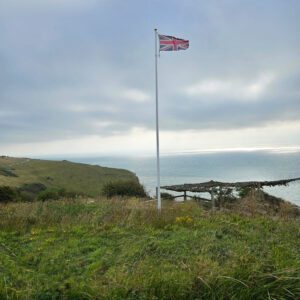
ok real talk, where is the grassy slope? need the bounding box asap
[0,156,138,196]
[0,199,299,299]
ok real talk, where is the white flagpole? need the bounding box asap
[154,28,161,212]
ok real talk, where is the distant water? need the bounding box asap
[65,151,300,206]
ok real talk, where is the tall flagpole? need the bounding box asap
[154,28,161,212]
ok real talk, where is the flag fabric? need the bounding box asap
[158,34,189,51]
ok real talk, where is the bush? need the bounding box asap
[161,192,174,200]
[19,183,47,194]
[37,189,60,201]
[18,183,48,202]
[37,188,83,202]
[0,167,18,177]
[102,180,147,198]
[0,186,18,202]
[0,185,81,203]
[237,186,252,198]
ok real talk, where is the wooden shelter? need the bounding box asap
[162,178,300,210]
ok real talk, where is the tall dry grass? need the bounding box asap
[0,197,299,299]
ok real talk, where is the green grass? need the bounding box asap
[0,199,299,299]
[0,156,138,197]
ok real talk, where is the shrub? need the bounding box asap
[237,186,252,198]
[18,191,36,202]
[215,188,238,207]
[161,192,174,200]
[19,183,47,194]
[102,180,147,198]
[0,185,82,203]
[37,188,83,202]
[0,167,18,177]
[0,186,18,202]
[37,189,60,201]
[18,183,48,202]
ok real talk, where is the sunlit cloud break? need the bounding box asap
[121,89,151,102]
[185,73,275,100]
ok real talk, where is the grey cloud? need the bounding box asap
[0,0,300,146]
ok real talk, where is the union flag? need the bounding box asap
[158,34,189,51]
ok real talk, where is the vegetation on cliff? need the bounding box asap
[0,156,139,201]
[0,198,299,299]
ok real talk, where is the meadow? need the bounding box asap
[0,156,138,198]
[0,198,299,299]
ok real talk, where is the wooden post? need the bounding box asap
[261,187,265,201]
[257,183,264,201]
[219,187,223,208]
[184,191,187,201]
[211,189,215,212]
[250,187,255,200]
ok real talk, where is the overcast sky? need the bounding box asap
[1,0,300,156]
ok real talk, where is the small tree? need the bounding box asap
[215,187,237,207]
[237,186,252,198]
[102,180,147,198]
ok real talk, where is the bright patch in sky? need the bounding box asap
[185,73,275,100]
[121,89,151,102]
[2,120,300,157]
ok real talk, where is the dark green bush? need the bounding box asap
[37,189,60,201]
[19,191,36,202]
[161,192,174,200]
[0,185,81,203]
[19,183,47,194]
[214,188,238,207]
[0,167,18,177]
[18,183,47,202]
[37,188,83,201]
[0,186,18,202]
[57,188,81,199]
[237,186,252,198]
[102,180,147,198]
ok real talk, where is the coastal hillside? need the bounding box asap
[0,156,138,197]
[0,199,299,299]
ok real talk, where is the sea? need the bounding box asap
[61,150,300,206]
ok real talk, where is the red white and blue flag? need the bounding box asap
[158,34,189,51]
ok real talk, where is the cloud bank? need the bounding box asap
[0,0,300,155]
